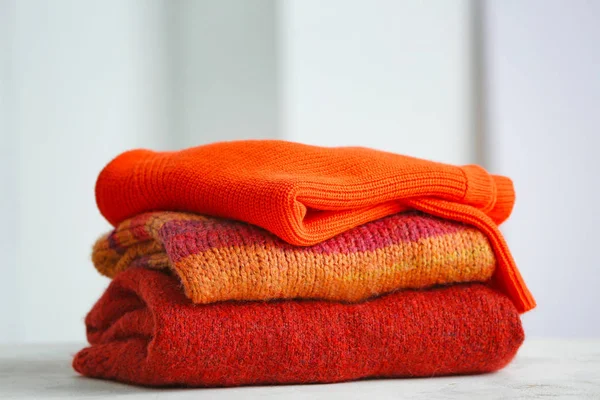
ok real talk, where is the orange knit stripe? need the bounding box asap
[94,227,495,304]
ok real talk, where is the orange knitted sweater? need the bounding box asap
[96,140,535,312]
[93,211,497,304]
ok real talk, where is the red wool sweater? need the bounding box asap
[73,269,524,387]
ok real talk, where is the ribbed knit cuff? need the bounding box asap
[489,175,515,224]
[461,165,495,211]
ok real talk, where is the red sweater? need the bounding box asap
[73,269,524,387]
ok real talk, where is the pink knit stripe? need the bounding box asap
[160,212,469,263]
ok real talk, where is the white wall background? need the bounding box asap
[484,0,600,338]
[169,0,280,148]
[2,0,170,342]
[1,0,598,342]
[280,0,474,164]
[0,0,18,342]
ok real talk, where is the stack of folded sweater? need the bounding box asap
[73,140,535,387]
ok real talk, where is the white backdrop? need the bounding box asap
[484,0,600,337]
[1,0,170,342]
[1,0,598,342]
[280,0,473,164]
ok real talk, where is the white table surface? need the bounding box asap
[1,339,598,400]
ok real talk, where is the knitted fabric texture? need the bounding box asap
[73,269,524,387]
[95,140,535,312]
[93,211,496,304]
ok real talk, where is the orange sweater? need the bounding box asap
[96,140,535,312]
[93,211,496,304]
